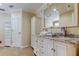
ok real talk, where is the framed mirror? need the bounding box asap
[44,3,75,28]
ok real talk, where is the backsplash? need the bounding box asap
[41,26,79,36]
[67,27,79,35]
[40,27,66,36]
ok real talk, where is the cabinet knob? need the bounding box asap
[19,32,21,34]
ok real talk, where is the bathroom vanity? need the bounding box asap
[31,3,79,56]
[31,16,79,56]
[31,35,79,56]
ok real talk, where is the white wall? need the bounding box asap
[22,11,34,47]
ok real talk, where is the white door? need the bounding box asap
[11,13,22,47]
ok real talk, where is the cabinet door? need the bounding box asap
[38,37,45,56]
[38,38,55,56]
[46,38,54,56]
[37,37,42,55]
[54,41,66,56]
[42,38,49,56]
[66,44,77,56]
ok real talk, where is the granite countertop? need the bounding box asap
[39,35,79,45]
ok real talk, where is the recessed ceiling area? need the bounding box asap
[0,3,43,13]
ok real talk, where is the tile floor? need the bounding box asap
[0,47,34,56]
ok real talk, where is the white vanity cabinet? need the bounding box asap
[52,39,77,56]
[46,38,54,56]
[37,37,47,56]
[34,37,55,56]
[31,36,77,56]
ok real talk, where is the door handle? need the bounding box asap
[19,32,21,34]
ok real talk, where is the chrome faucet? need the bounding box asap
[61,27,67,36]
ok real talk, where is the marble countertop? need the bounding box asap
[38,35,79,45]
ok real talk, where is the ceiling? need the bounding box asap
[0,3,43,13]
[0,3,74,15]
